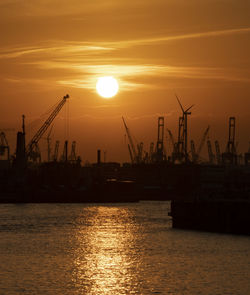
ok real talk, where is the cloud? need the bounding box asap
[1,27,250,59]
[0,43,114,59]
[1,27,249,91]
[106,27,250,49]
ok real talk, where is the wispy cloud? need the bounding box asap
[0,44,113,59]
[106,27,250,48]
[55,63,250,91]
[1,27,249,91]
[1,27,249,59]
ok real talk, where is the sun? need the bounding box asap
[96,76,119,98]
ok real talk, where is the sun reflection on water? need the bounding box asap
[72,206,141,294]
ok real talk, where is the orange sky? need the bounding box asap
[0,0,250,163]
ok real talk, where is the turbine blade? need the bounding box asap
[185,104,194,112]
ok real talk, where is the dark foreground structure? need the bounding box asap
[1,101,250,235]
[169,164,250,235]
[1,159,250,235]
[171,200,250,235]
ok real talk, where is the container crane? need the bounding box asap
[26,94,69,162]
[222,117,237,165]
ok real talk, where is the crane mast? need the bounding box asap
[26,94,69,161]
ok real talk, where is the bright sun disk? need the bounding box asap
[96,76,119,98]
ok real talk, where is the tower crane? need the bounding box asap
[26,94,69,162]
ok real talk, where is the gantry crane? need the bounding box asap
[26,94,69,162]
[222,117,237,165]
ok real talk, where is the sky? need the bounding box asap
[0,0,250,163]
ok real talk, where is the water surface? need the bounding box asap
[0,202,250,294]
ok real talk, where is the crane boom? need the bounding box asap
[167,129,175,150]
[127,144,134,163]
[27,94,69,159]
[122,117,138,163]
[197,126,210,156]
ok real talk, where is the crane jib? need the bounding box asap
[27,95,69,155]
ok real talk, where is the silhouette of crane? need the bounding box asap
[26,94,69,162]
[122,117,138,164]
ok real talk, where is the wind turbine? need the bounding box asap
[175,94,194,162]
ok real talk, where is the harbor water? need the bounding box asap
[0,201,250,294]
